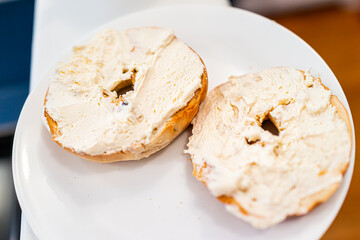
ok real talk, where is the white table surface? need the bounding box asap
[23,0,229,239]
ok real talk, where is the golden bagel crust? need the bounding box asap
[190,70,352,221]
[44,40,208,163]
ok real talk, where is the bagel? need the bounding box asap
[185,67,352,228]
[43,27,207,162]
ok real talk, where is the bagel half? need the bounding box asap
[43,27,207,162]
[186,67,352,228]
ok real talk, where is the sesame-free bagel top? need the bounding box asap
[43,27,207,161]
[186,67,351,228]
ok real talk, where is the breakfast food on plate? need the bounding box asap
[43,27,207,162]
[185,67,352,228]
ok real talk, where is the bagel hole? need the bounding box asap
[261,119,279,136]
[113,68,138,98]
[112,80,134,98]
[116,83,134,96]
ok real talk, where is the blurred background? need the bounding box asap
[0,0,358,239]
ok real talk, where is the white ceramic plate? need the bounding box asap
[13,5,355,240]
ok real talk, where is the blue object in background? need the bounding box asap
[0,0,34,136]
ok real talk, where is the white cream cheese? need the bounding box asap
[44,28,204,155]
[186,67,351,228]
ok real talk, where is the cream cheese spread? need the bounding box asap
[44,28,204,155]
[186,67,351,228]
